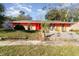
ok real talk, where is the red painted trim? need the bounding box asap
[12,22,42,30]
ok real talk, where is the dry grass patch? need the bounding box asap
[0,29,44,40]
[0,45,79,56]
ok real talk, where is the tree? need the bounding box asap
[0,4,5,27]
[45,9,61,21]
[59,9,69,21]
[25,15,32,20]
[15,14,32,20]
[19,11,25,15]
[45,9,69,21]
[0,4,4,13]
[15,10,32,20]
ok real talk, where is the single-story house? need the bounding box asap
[12,20,42,30]
[11,20,76,32]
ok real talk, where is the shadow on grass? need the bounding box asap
[0,28,40,33]
[0,29,15,33]
[22,30,39,33]
[0,29,39,33]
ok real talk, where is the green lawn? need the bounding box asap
[0,45,79,56]
[0,29,43,40]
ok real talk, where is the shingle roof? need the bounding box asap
[12,20,75,24]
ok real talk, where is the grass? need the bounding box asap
[0,29,79,56]
[0,45,79,56]
[0,29,44,40]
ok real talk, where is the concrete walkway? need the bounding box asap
[45,32,79,40]
[0,40,79,46]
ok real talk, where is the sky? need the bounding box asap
[3,3,79,20]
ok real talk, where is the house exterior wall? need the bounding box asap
[50,23,73,32]
[12,22,42,30]
[12,21,74,32]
